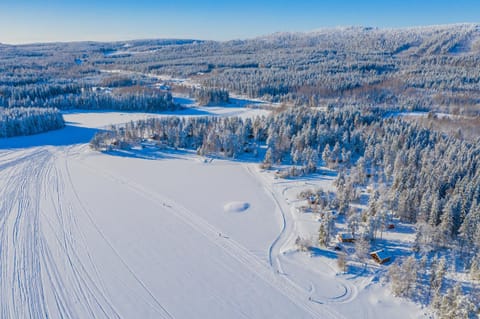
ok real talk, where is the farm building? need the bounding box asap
[337,233,355,243]
[370,249,391,264]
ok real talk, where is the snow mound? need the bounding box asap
[224,201,250,213]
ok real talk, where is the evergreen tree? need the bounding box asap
[430,256,446,305]
[322,144,331,166]
[337,252,347,273]
[318,223,328,247]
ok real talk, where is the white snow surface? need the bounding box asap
[0,108,426,318]
[224,202,251,213]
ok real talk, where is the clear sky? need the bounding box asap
[0,0,479,44]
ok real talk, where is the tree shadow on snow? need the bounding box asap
[343,262,375,279]
[103,147,194,161]
[0,124,99,149]
[64,107,215,117]
[169,107,214,116]
[277,170,338,182]
[389,222,416,235]
[309,247,339,259]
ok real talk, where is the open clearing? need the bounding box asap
[0,107,425,318]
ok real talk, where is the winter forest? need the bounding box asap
[1,23,480,317]
[91,106,480,316]
[0,107,64,137]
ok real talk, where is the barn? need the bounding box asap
[337,232,355,243]
[369,249,391,264]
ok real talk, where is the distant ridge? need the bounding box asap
[251,23,480,56]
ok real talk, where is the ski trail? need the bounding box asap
[42,151,123,319]
[245,164,356,309]
[0,147,124,319]
[63,148,174,319]
[0,148,52,318]
[244,165,293,269]
[0,143,347,318]
[73,156,346,319]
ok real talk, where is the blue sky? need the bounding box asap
[0,0,478,43]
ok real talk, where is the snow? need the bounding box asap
[224,201,250,213]
[0,108,427,318]
[250,169,427,319]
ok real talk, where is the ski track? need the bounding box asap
[0,147,125,319]
[0,142,350,319]
[73,156,345,319]
[276,180,358,305]
[245,165,355,311]
[0,148,51,319]
[63,149,174,319]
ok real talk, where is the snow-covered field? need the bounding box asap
[0,106,426,318]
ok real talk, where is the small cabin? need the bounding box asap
[337,233,355,243]
[370,249,391,264]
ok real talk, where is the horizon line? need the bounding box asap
[1,22,478,46]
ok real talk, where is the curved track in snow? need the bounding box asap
[71,155,345,319]
[0,108,424,319]
[0,142,344,318]
[245,165,357,307]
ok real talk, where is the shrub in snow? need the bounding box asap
[295,236,312,252]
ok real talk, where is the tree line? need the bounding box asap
[0,107,64,137]
[90,106,479,316]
